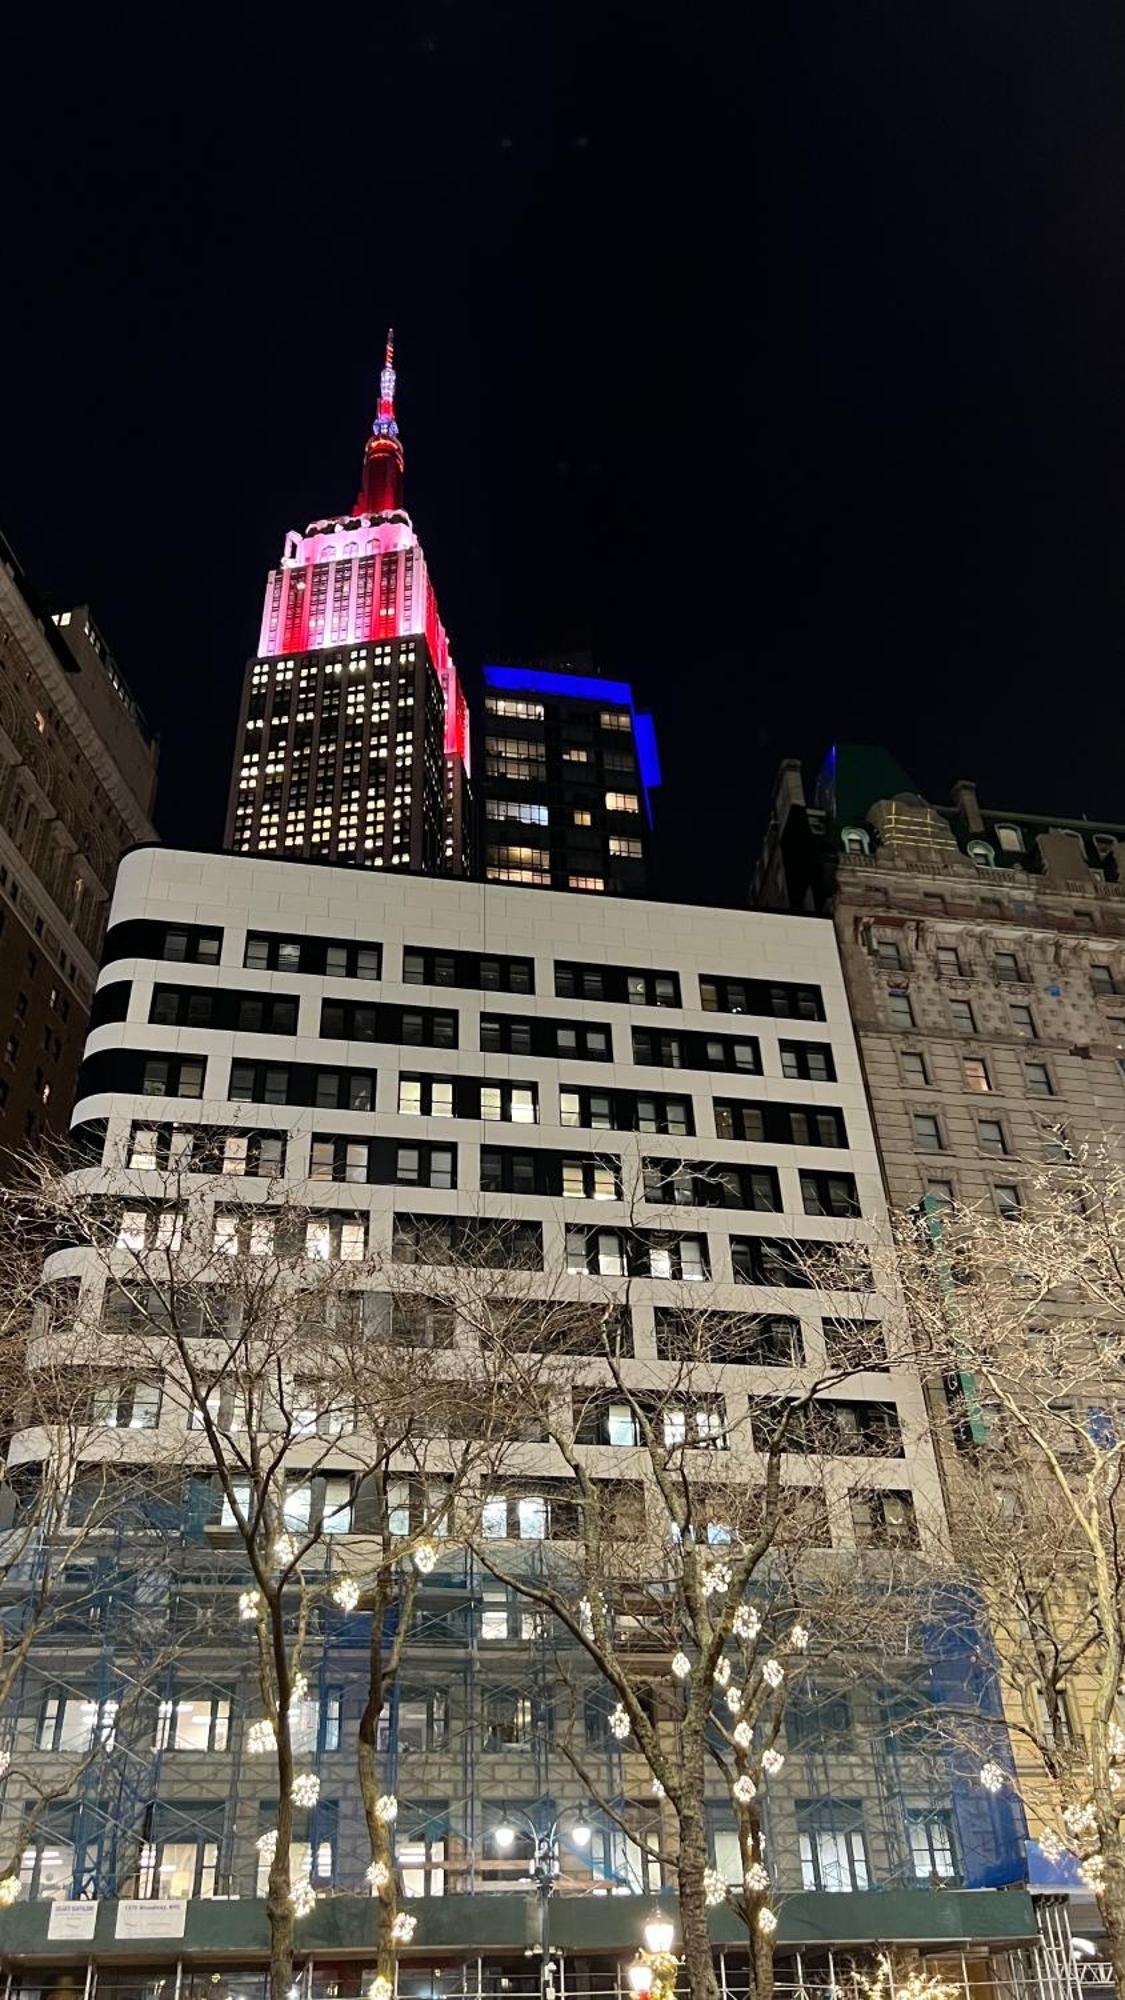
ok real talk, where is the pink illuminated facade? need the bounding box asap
[225,334,472,875]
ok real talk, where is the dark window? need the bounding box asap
[243,933,381,978]
[778,1041,836,1083]
[566,1227,709,1280]
[103,920,223,966]
[481,1014,612,1060]
[404,947,533,993]
[150,987,299,1035]
[799,1171,861,1218]
[732,1238,872,1291]
[633,1027,760,1074]
[393,1215,542,1269]
[560,1085,693,1135]
[714,1099,847,1148]
[643,1158,780,1211]
[319,999,458,1048]
[555,962,681,1007]
[700,976,824,1021]
[227,1060,374,1111]
[851,1490,919,1549]
[653,1308,801,1366]
[88,980,131,1031]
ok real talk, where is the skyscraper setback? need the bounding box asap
[224,334,472,876]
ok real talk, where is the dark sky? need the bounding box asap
[5,2,1125,906]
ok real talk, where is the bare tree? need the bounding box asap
[452,1210,935,2000]
[897,1146,1125,1988]
[22,1158,511,2000]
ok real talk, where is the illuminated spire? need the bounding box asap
[355,326,405,516]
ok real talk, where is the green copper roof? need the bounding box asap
[815,744,925,832]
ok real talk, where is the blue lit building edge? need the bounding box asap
[482,664,661,825]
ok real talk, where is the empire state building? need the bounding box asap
[224,334,472,876]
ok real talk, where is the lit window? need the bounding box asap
[963,1057,991,1093]
[605,792,639,814]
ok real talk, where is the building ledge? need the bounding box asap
[0,1889,1038,1964]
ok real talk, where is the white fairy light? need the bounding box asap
[734,1604,761,1641]
[272,1532,298,1568]
[713,1657,732,1688]
[671,1651,691,1680]
[366,1860,391,1892]
[239,1590,261,1622]
[392,1912,418,1943]
[289,1673,309,1707]
[256,1829,278,1857]
[578,1596,595,1637]
[291,1875,316,1918]
[1081,1854,1107,1891]
[1110,1722,1125,1762]
[333,1577,360,1612]
[761,1748,785,1777]
[979,1761,1006,1795]
[609,1703,631,1740]
[758,1906,778,1936]
[726,1687,743,1715]
[0,1748,10,1778]
[702,1563,732,1598]
[652,1776,665,1798]
[0,1877,19,1907]
[1037,1828,1066,1864]
[375,1793,398,1824]
[368,1980,393,2000]
[1064,1801,1097,1837]
[733,1721,752,1749]
[787,1624,809,1652]
[762,1658,784,1690]
[703,1865,728,1907]
[744,1862,770,1893]
[291,1772,320,1807]
[247,1719,276,1755]
[733,1774,756,1804]
[413,1542,437,1575]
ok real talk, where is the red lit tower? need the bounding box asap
[224,333,472,875]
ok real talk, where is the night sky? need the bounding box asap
[5,3,1125,908]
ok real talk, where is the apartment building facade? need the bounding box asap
[0,851,1037,1993]
[0,532,158,1151]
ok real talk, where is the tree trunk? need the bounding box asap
[1097,1837,1125,1998]
[358,1592,397,1981]
[676,1795,720,2000]
[267,1786,296,2000]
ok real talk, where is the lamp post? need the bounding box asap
[490,1808,594,2000]
[627,1912,678,2000]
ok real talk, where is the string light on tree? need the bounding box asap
[744,1862,770,1893]
[762,1748,785,1776]
[248,1720,276,1755]
[392,1912,418,1943]
[0,1878,20,1907]
[762,1658,784,1689]
[367,1860,391,1892]
[333,1577,360,1612]
[375,1794,399,1823]
[291,1773,320,1807]
[979,1761,1006,1794]
[733,1774,756,1804]
[291,1876,316,1919]
[671,1651,691,1680]
[609,1703,631,1740]
[368,1980,393,2000]
[787,1624,809,1652]
[733,1721,752,1749]
[413,1542,437,1574]
[757,1907,777,1935]
[703,1866,728,1907]
[238,1590,260,1622]
[726,1687,743,1715]
[734,1604,761,1640]
[713,1657,731,1688]
[702,1563,732,1598]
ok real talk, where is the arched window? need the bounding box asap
[967,840,995,868]
[840,826,870,857]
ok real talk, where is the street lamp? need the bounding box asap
[487,1808,598,2000]
[643,1912,675,1956]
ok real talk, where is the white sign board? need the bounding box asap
[48,1902,99,1941]
[115,1900,188,1939]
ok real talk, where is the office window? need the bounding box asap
[1025,1062,1053,1098]
[901,1051,928,1086]
[949,1000,976,1033]
[978,1118,1007,1157]
[605,791,639,814]
[797,1803,869,1892]
[1008,1003,1036,1038]
[1091,964,1119,996]
[142,1057,205,1099]
[875,941,902,969]
[779,1041,835,1083]
[907,1810,958,1883]
[90,1377,162,1430]
[913,1114,943,1153]
[156,1695,232,1754]
[398,1076,454,1118]
[851,1490,918,1549]
[935,946,962,976]
[800,1172,861,1219]
[887,990,914,1028]
[993,951,1021,984]
[963,1057,991,1093]
[994,1183,1022,1220]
